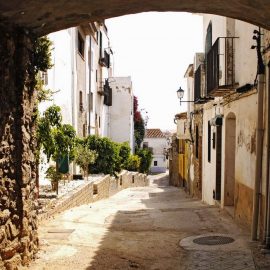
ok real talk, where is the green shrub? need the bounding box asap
[136,148,153,174]
[74,144,97,180]
[125,155,141,171]
[45,166,62,182]
[119,142,131,168]
[86,136,121,176]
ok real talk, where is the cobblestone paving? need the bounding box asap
[183,251,255,270]
[29,173,270,270]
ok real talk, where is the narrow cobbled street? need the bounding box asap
[29,173,265,269]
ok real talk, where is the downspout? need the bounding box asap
[265,63,270,248]
[251,28,265,240]
[89,36,92,135]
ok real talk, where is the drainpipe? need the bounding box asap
[251,28,265,240]
[252,73,265,240]
[266,63,270,248]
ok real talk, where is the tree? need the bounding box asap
[37,105,76,193]
[136,148,153,174]
[33,36,53,74]
[118,142,131,169]
[74,144,97,180]
[133,96,145,149]
[87,136,121,176]
[125,155,141,172]
[33,35,54,197]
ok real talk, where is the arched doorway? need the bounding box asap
[224,112,236,207]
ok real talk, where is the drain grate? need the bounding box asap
[193,235,235,246]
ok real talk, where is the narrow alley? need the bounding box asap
[29,173,261,270]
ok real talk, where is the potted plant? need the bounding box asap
[45,165,62,194]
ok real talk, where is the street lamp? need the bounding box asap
[176,86,194,106]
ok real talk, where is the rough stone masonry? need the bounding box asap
[0,25,38,269]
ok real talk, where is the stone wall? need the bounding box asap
[39,171,148,222]
[169,136,180,187]
[39,182,94,222]
[0,26,38,269]
[192,110,203,199]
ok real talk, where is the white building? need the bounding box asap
[108,77,134,152]
[143,129,167,173]
[39,21,113,177]
[40,21,112,137]
[179,14,270,236]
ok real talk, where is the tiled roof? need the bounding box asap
[145,129,165,138]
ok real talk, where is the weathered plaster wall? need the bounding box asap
[169,137,180,187]
[0,27,38,269]
[222,91,257,227]
[192,110,203,199]
[109,77,134,151]
[202,103,216,205]
[234,21,257,87]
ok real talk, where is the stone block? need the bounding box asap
[0,209,11,225]
[1,239,20,260]
[7,221,19,238]
[4,254,22,270]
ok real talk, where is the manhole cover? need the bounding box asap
[193,235,235,246]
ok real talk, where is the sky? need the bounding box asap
[106,12,203,131]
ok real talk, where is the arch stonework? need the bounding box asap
[1,1,270,268]
[0,0,270,35]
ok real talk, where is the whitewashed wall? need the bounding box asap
[109,77,134,151]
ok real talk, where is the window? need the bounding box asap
[208,121,211,162]
[99,116,101,128]
[89,92,93,111]
[143,142,149,148]
[79,91,83,112]
[78,31,84,57]
[99,31,103,59]
[154,161,158,166]
[96,70,98,82]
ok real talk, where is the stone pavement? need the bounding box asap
[28,172,270,270]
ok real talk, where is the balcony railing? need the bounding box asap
[99,50,110,68]
[194,64,203,103]
[206,37,237,96]
[103,79,112,106]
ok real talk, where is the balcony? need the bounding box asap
[99,50,110,68]
[206,37,238,96]
[103,79,112,106]
[194,64,213,104]
[194,64,204,103]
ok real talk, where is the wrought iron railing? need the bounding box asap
[103,79,112,106]
[99,50,110,68]
[206,37,237,95]
[194,64,203,102]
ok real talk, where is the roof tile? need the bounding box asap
[145,129,165,138]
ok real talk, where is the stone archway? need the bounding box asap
[1,1,270,36]
[224,112,236,207]
[1,0,270,268]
